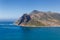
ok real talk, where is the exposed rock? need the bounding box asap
[15,14,31,26]
[15,10,60,27]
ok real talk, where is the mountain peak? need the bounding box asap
[31,10,40,14]
[15,10,60,26]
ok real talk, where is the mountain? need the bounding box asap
[15,10,60,27]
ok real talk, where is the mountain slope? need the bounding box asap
[15,10,60,26]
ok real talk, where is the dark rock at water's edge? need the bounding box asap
[15,10,60,27]
[18,14,31,25]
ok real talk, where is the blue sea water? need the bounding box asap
[0,22,60,40]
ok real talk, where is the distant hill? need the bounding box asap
[15,10,60,26]
[0,19,16,22]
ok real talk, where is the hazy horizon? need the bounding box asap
[0,0,60,19]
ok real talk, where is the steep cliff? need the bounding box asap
[15,10,60,26]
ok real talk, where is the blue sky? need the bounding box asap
[0,0,60,19]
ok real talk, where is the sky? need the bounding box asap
[0,0,60,19]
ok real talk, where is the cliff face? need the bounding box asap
[15,10,60,26]
[15,14,31,26]
[18,14,31,25]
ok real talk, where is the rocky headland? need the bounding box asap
[15,10,60,27]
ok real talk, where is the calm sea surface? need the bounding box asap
[0,22,60,40]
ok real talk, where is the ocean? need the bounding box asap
[0,21,60,40]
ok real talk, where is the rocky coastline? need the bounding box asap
[15,10,60,27]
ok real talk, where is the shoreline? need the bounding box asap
[14,24,60,27]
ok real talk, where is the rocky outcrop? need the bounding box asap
[18,14,31,25]
[15,10,60,26]
[15,14,32,26]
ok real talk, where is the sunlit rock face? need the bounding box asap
[15,10,60,26]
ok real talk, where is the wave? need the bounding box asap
[0,25,20,29]
[0,23,21,29]
[0,27,19,29]
[0,24,15,25]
